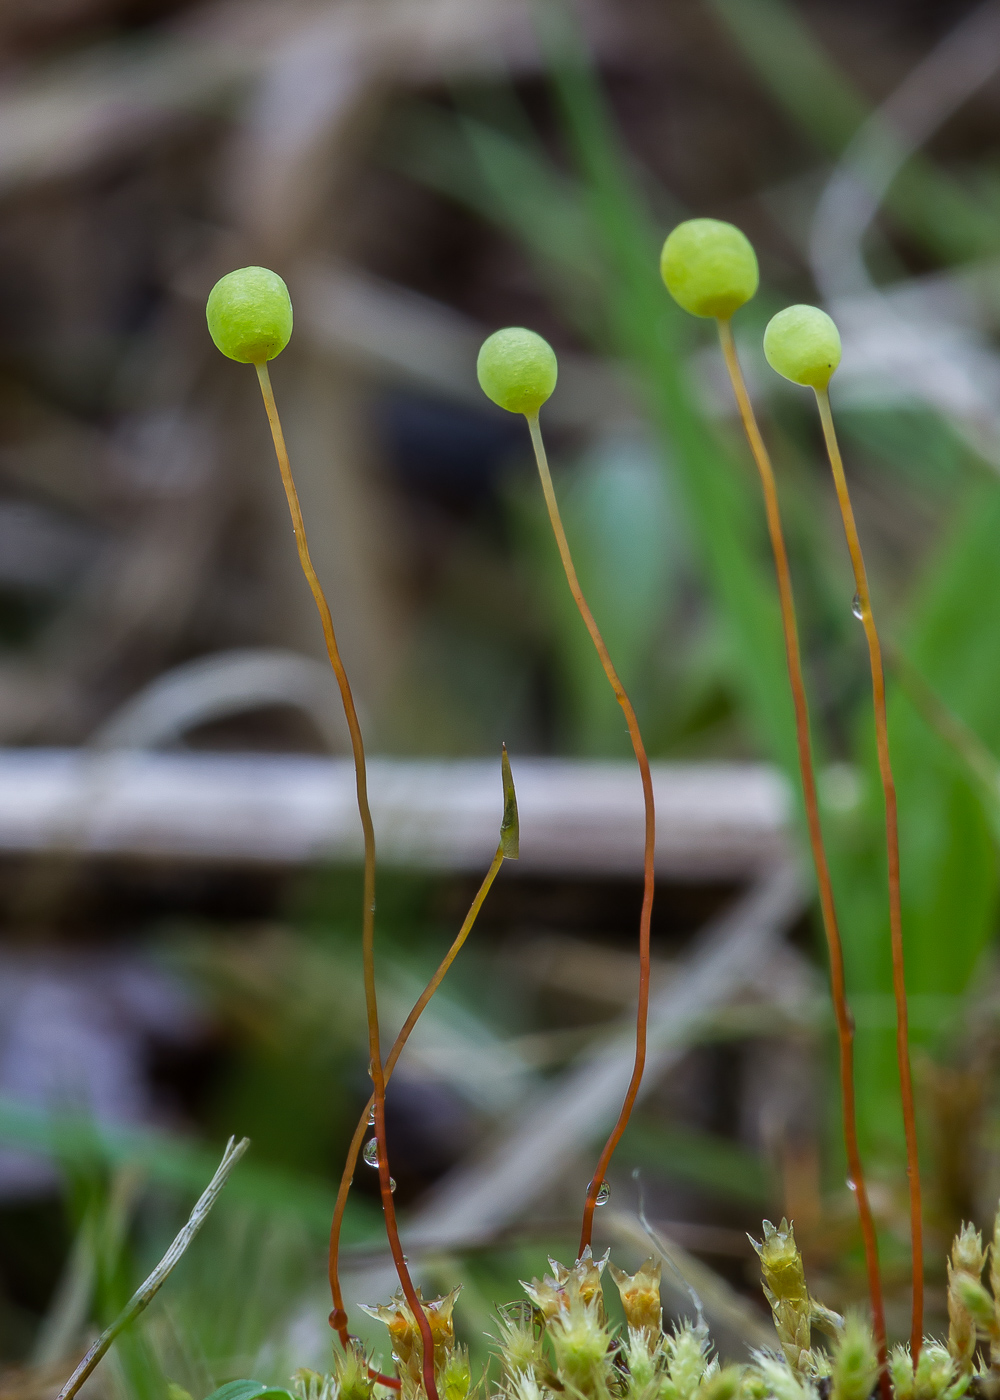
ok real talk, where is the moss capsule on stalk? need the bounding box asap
[663,219,887,1388]
[477,326,655,1259]
[763,304,841,389]
[206,266,293,364]
[477,327,558,415]
[763,300,923,1362]
[659,217,758,319]
[207,266,439,1400]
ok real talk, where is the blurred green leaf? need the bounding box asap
[706,0,1000,265]
[205,1383,294,1400]
[833,473,1000,1151]
[0,1096,377,1242]
[394,69,798,773]
[620,1118,774,1206]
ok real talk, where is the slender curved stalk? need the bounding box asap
[814,385,923,1362]
[255,364,439,1400]
[328,841,506,1350]
[716,320,887,1384]
[524,412,655,1259]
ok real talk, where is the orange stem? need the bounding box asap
[255,363,439,1400]
[717,321,887,1384]
[524,413,655,1260]
[815,385,923,1363]
[328,843,505,1347]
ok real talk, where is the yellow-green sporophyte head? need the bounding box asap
[660,218,759,319]
[477,327,557,416]
[206,266,293,364]
[763,304,841,390]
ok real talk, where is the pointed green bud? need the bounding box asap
[752,1219,808,1305]
[477,328,557,415]
[660,218,759,319]
[663,1322,712,1400]
[914,1343,959,1400]
[697,1366,745,1400]
[206,266,293,364]
[952,1222,985,1277]
[763,305,841,389]
[441,1347,472,1400]
[500,743,519,860]
[889,1346,914,1400]
[748,1356,812,1400]
[954,1275,995,1331]
[831,1314,879,1400]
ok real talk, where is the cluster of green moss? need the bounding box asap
[285,1211,1000,1400]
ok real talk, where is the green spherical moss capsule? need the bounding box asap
[206,266,293,364]
[763,304,842,389]
[477,327,557,415]
[660,218,759,319]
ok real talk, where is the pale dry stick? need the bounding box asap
[716,319,888,1385]
[255,363,439,1400]
[525,411,655,1260]
[55,1136,249,1400]
[815,385,923,1361]
[329,748,518,1352]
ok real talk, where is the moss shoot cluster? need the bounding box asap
[237,1209,1000,1400]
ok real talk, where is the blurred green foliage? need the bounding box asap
[8,0,1000,1379]
[386,0,1000,1171]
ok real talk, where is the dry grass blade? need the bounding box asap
[54,1135,250,1400]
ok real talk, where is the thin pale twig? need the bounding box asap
[55,1136,250,1400]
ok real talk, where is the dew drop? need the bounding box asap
[846,1177,857,1192]
[595,1181,610,1206]
[851,592,863,620]
[389,1177,397,1194]
[363,1138,379,1168]
[367,1106,376,1126]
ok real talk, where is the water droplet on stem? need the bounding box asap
[851,592,863,620]
[595,1181,610,1206]
[363,1138,379,1168]
[367,1106,376,1126]
[389,1177,397,1194]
